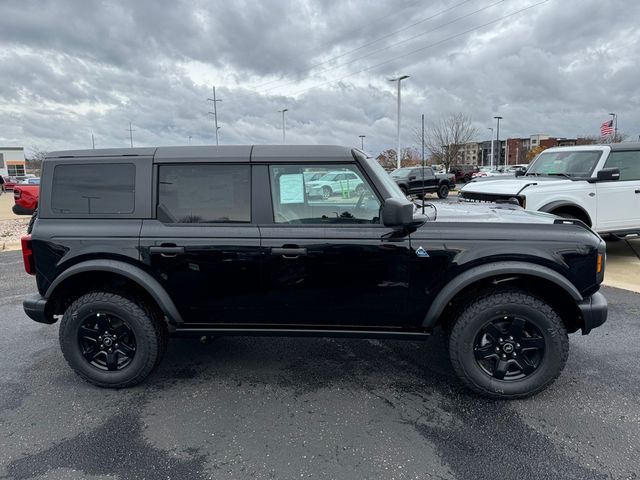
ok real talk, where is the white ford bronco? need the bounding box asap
[459,143,640,237]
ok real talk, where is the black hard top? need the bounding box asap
[47,145,356,163]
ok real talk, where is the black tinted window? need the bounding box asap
[52,163,135,214]
[158,164,250,223]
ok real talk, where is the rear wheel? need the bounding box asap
[437,184,449,199]
[59,292,166,388]
[448,289,568,399]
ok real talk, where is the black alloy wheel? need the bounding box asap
[78,312,137,371]
[448,289,569,399]
[473,316,545,381]
[60,291,167,388]
[437,184,449,199]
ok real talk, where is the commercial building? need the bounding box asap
[0,147,26,177]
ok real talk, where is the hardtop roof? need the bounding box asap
[47,145,356,162]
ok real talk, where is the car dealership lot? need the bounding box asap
[1,250,639,479]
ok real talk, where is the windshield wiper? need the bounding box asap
[547,173,572,178]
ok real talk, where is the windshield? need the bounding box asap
[390,168,412,177]
[527,150,603,177]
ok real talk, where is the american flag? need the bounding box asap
[600,119,614,137]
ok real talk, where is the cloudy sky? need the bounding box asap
[0,0,638,157]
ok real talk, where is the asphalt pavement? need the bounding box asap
[1,250,639,480]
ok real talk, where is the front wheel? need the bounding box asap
[437,184,449,199]
[322,186,332,199]
[59,292,166,388]
[448,289,568,399]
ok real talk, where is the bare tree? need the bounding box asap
[416,113,479,172]
[376,147,421,170]
[26,147,48,176]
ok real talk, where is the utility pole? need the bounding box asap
[494,116,503,168]
[389,75,409,169]
[91,132,95,150]
[421,114,425,214]
[359,135,366,150]
[278,109,288,143]
[128,122,135,148]
[488,127,494,169]
[188,135,192,144]
[207,86,222,145]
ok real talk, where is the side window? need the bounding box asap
[604,151,640,181]
[51,163,135,214]
[410,169,422,179]
[269,164,381,224]
[158,164,250,223]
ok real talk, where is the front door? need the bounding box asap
[596,150,640,231]
[260,163,412,328]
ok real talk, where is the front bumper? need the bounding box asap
[23,294,56,324]
[578,291,607,335]
[13,204,35,215]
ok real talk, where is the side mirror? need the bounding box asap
[596,168,620,182]
[515,169,525,177]
[408,175,416,181]
[382,198,415,227]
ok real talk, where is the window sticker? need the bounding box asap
[279,173,305,204]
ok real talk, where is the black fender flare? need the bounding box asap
[45,259,183,324]
[421,261,582,328]
[539,201,591,225]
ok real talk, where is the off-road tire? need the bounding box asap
[59,291,166,388]
[437,184,449,199]
[448,289,569,399]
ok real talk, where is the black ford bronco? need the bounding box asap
[21,145,607,399]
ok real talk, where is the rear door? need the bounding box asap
[596,150,640,231]
[139,154,264,324]
[258,162,412,328]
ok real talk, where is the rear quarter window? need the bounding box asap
[51,163,136,214]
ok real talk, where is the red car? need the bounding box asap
[13,184,39,215]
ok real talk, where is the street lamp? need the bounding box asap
[487,127,494,168]
[608,112,617,142]
[389,75,409,169]
[493,116,503,168]
[359,135,366,150]
[278,109,289,144]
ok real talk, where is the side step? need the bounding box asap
[172,326,432,340]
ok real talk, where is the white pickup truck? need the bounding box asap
[459,144,640,237]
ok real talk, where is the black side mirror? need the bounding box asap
[596,168,620,182]
[408,175,416,181]
[515,169,525,177]
[382,198,415,227]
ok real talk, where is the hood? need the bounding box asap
[415,200,558,225]
[461,175,571,195]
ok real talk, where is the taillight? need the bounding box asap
[21,235,35,275]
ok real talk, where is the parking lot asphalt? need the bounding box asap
[1,250,639,480]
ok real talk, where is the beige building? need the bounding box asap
[0,147,26,177]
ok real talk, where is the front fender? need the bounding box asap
[422,261,582,328]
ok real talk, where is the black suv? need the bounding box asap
[21,145,607,399]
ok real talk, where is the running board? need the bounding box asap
[171,326,432,340]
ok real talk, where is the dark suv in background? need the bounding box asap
[21,145,607,399]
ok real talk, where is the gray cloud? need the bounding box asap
[0,0,639,157]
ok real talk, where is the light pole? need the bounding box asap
[494,116,503,168]
[278,109,288,143]
[488,127,494,168]
[207,86,222,146]
[359,135,366,150]
[608,112,617,142]
[389,75,409,169]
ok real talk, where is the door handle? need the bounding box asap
[271,247,307,259]
[150,245,185,257]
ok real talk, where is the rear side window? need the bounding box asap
[51,163,135,214]
[158,164,250,223]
